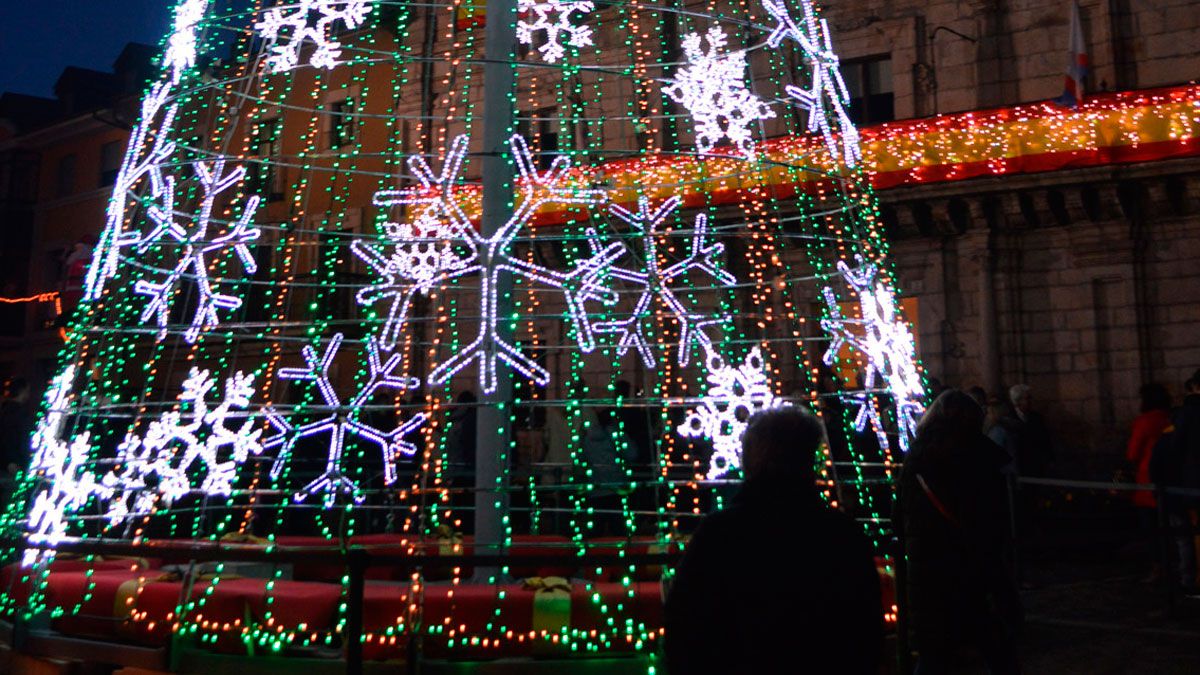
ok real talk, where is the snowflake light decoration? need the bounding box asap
[165,0,209,82]
[677,347,786,479]
[762,0,862,167]
[132,158,262,343]
[821,257,925,454]
[355,133,623,395]
[351,136,482,351]
[663,26,775,158]
[85,82,180,302]
[256,0,373,73]
[102,368,266,524]
[22,367,108,566]
[517,0,595,63]
[264,333,426,506]
[590,195,737,368]
[21,366,267,566]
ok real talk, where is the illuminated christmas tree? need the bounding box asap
[2,0,921,658]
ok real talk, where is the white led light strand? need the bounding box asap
[762,0,862,167]
[85,83,179,302]
[264,333,425,506]
[256,0,374,73]
[592,196,737,368]
[516,0,595,63]
[677,347,787,479]
[165,0,209,82]
[23,367,106,566]
[132,158,262,343]
[663,26,776,158]
[820,257,925,454]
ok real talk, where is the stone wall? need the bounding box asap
[883,160,1200,474]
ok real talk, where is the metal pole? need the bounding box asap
[475,0,518,577]
[345,548,367,675]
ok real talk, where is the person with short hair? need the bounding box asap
[1153,372,1200,593]
[664,407,882,674]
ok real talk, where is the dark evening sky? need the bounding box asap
[0,1,173,97]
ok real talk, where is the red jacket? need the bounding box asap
[1127,409,1171,508]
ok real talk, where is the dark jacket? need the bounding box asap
[896,432,1020,647]
[1152,394,1200,508]
[664,478,882,675]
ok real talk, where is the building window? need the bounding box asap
[99,141,123,187]
[842,56,894,125]
[57,154,77,198]
[330,98,357,149]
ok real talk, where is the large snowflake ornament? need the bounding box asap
[102,368,266,524]
[677,347,787,479]
[590,196,737,368]
[821,257,925,454]
[517,0,595,63]
[264,333,426,506]
[132,158,262,343]
[356,134,622,394]
[663,26,775,158]
[256,0,373,72]
[762,0,862,167]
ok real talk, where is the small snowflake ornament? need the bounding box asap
[103,368,266,524]
[663,26,776,158]
[677,346,787,479]
[517,0,595,63]
[256,0,374,73]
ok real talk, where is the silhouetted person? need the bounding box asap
[665,408,882,675]
[1152,371,1200,592]
[897,389,1020,675]
[1006,384,1054,478]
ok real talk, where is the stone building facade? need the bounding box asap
[822,0,1200,470]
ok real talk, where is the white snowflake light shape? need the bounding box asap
[102,368,266,524]
[165,0,209,83]
[351,136,482,351]
[85,82,180,301]
[132,158,262,343]
[820,257,925,454]
[591,195,737,368]
[677,347,786,479]
[264,333,426,506]
[762,0,862,167]
[256,0,373,73]
[517,0,595,63]
[663,26,775,158]
[22,367,110,566]
[358,133,620,395]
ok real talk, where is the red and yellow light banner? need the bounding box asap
[431,85,1200,226]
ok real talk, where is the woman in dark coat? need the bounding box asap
[897,389,1021,674]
